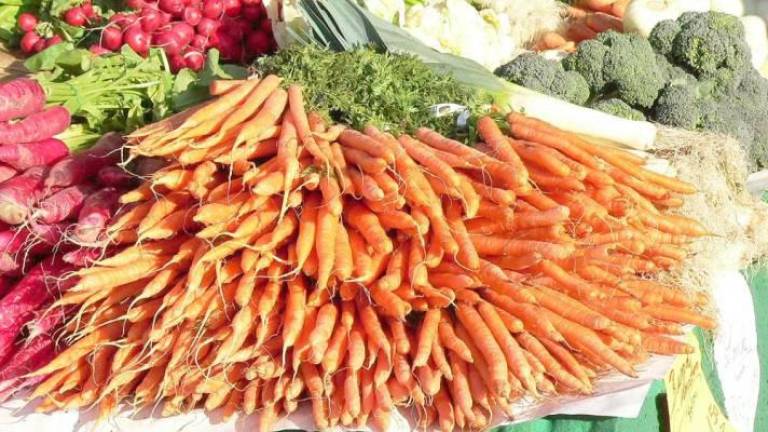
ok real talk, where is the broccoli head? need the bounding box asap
[648,19,681,57]
[590,98,646,121]
[656,53,695,86]
[561,39,608,93]
[496,53,591,105]
[652,84,702,129]
[670,11,751,77]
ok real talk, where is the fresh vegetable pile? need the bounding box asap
[497,11,768,168]
[0,77,137,401]
[19,77,716,431]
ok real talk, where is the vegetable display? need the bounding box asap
[19,77,716,431]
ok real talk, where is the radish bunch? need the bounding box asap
[16,3,99,55]
[0,78,138,399]
[95,0,275,71]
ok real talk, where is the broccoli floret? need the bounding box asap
[656,53,695,86]
[561,39,609,93]
[597,31,665,108]
[734,68,768,107]
[590,98,646,121]
[494,53,559,94]
[496,53,591,105]
[553,70,591,105]
[652,84,702,129]
[649,19,681,56]
[670,11,751,77]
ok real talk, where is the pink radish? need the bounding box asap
[97,165,136,187]
[0,78,45,122]
[196,17,218,37]
[184,49,205,71]
[183,6,202,26]
[62,247,103,266]
[34,184,95,224]
[172,22,195,45]
[0,106,71,145]
[0,165,16,183]
[0,138,69,171]
[154,30,183,55]
[17,13,38,32]
[190,34,207,50]
[140,8,163,32]
[202,0,223,18]
[125,26,150,54]
[159,0,185,16]
[73,187,119,243]
[0,166,48,225]
[101,26,123,51]
[45,132,122,189]
[0,258,72,363]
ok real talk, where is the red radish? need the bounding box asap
[20,31,40,54]
[0,166,48,225]
[242,0,261,5]
[183,49,205,70]
[110,12,138,29]
[140,8,163,33]
[45,35,63,48]
[0,78,45,122]
[183,6,202,26]
[34,184,94,224]
[190,34,207,50]
[0,139,69,171]
[159,11,172,25]
[242,5,261,21]
[126,0,145,9]
[0,335,55,388]
[172,22,195,45]
[0,224,64,274]
[0,258,71,363]
[82,2,96,18]
[73,187,119,243]
[196,17,218,37]
[45,132,122,189]
[63,7,87,27]
[0,106,71,146]
[32,38,46,53]
[168,53,186,72]
[124,26,150,54]
[246,30,270,55]
[89,44,111,55]
[101,25,123,51]
[217,32,241,61]
[222,0,241,16]
[153,30,183,55]
[97,166,136,187]
[0,165,15,183]
[202,0,223,18]
[260,18,271,34]
[62,247,103,266]
[159,0,185,16]
[17,13,38,32]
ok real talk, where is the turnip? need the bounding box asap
[73,187,119,243]
[17,13,38,32]
[101,26,123,51]
[64,7,87,27]
[0,138,69,171]
[0,165,15,183]
[97,165,137,187]
[222,0,241,17]
[0,166,48,225]
[125,26,150,54]
[159,0,185,16]
[183,6,202,26]
[0,106,71,145]
[34,184,95,224]
[45,132,122,189]
[202,0,223,18]
[20,31,41,54]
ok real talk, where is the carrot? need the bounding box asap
[345,201,393,254]
[412,309,441,368]
[338,129,394,163]
[642,333,693,355]
[476,117,528,185]
[643,304,716,329]
[455,302,510,398]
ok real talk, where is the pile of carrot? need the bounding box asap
[27,76,714,431]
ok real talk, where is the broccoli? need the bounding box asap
[495,53,590,105]
[669,11,751,77]
[652,84,702,129]
[590,98,646,121]
[656,53,695,86]
[562,39,608,93]
[561,31,664,109]
[648,19,681,57]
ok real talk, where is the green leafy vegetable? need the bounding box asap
[256,44,489,136]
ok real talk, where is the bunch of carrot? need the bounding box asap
[27,76,714,432]
[535,0,627,52]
